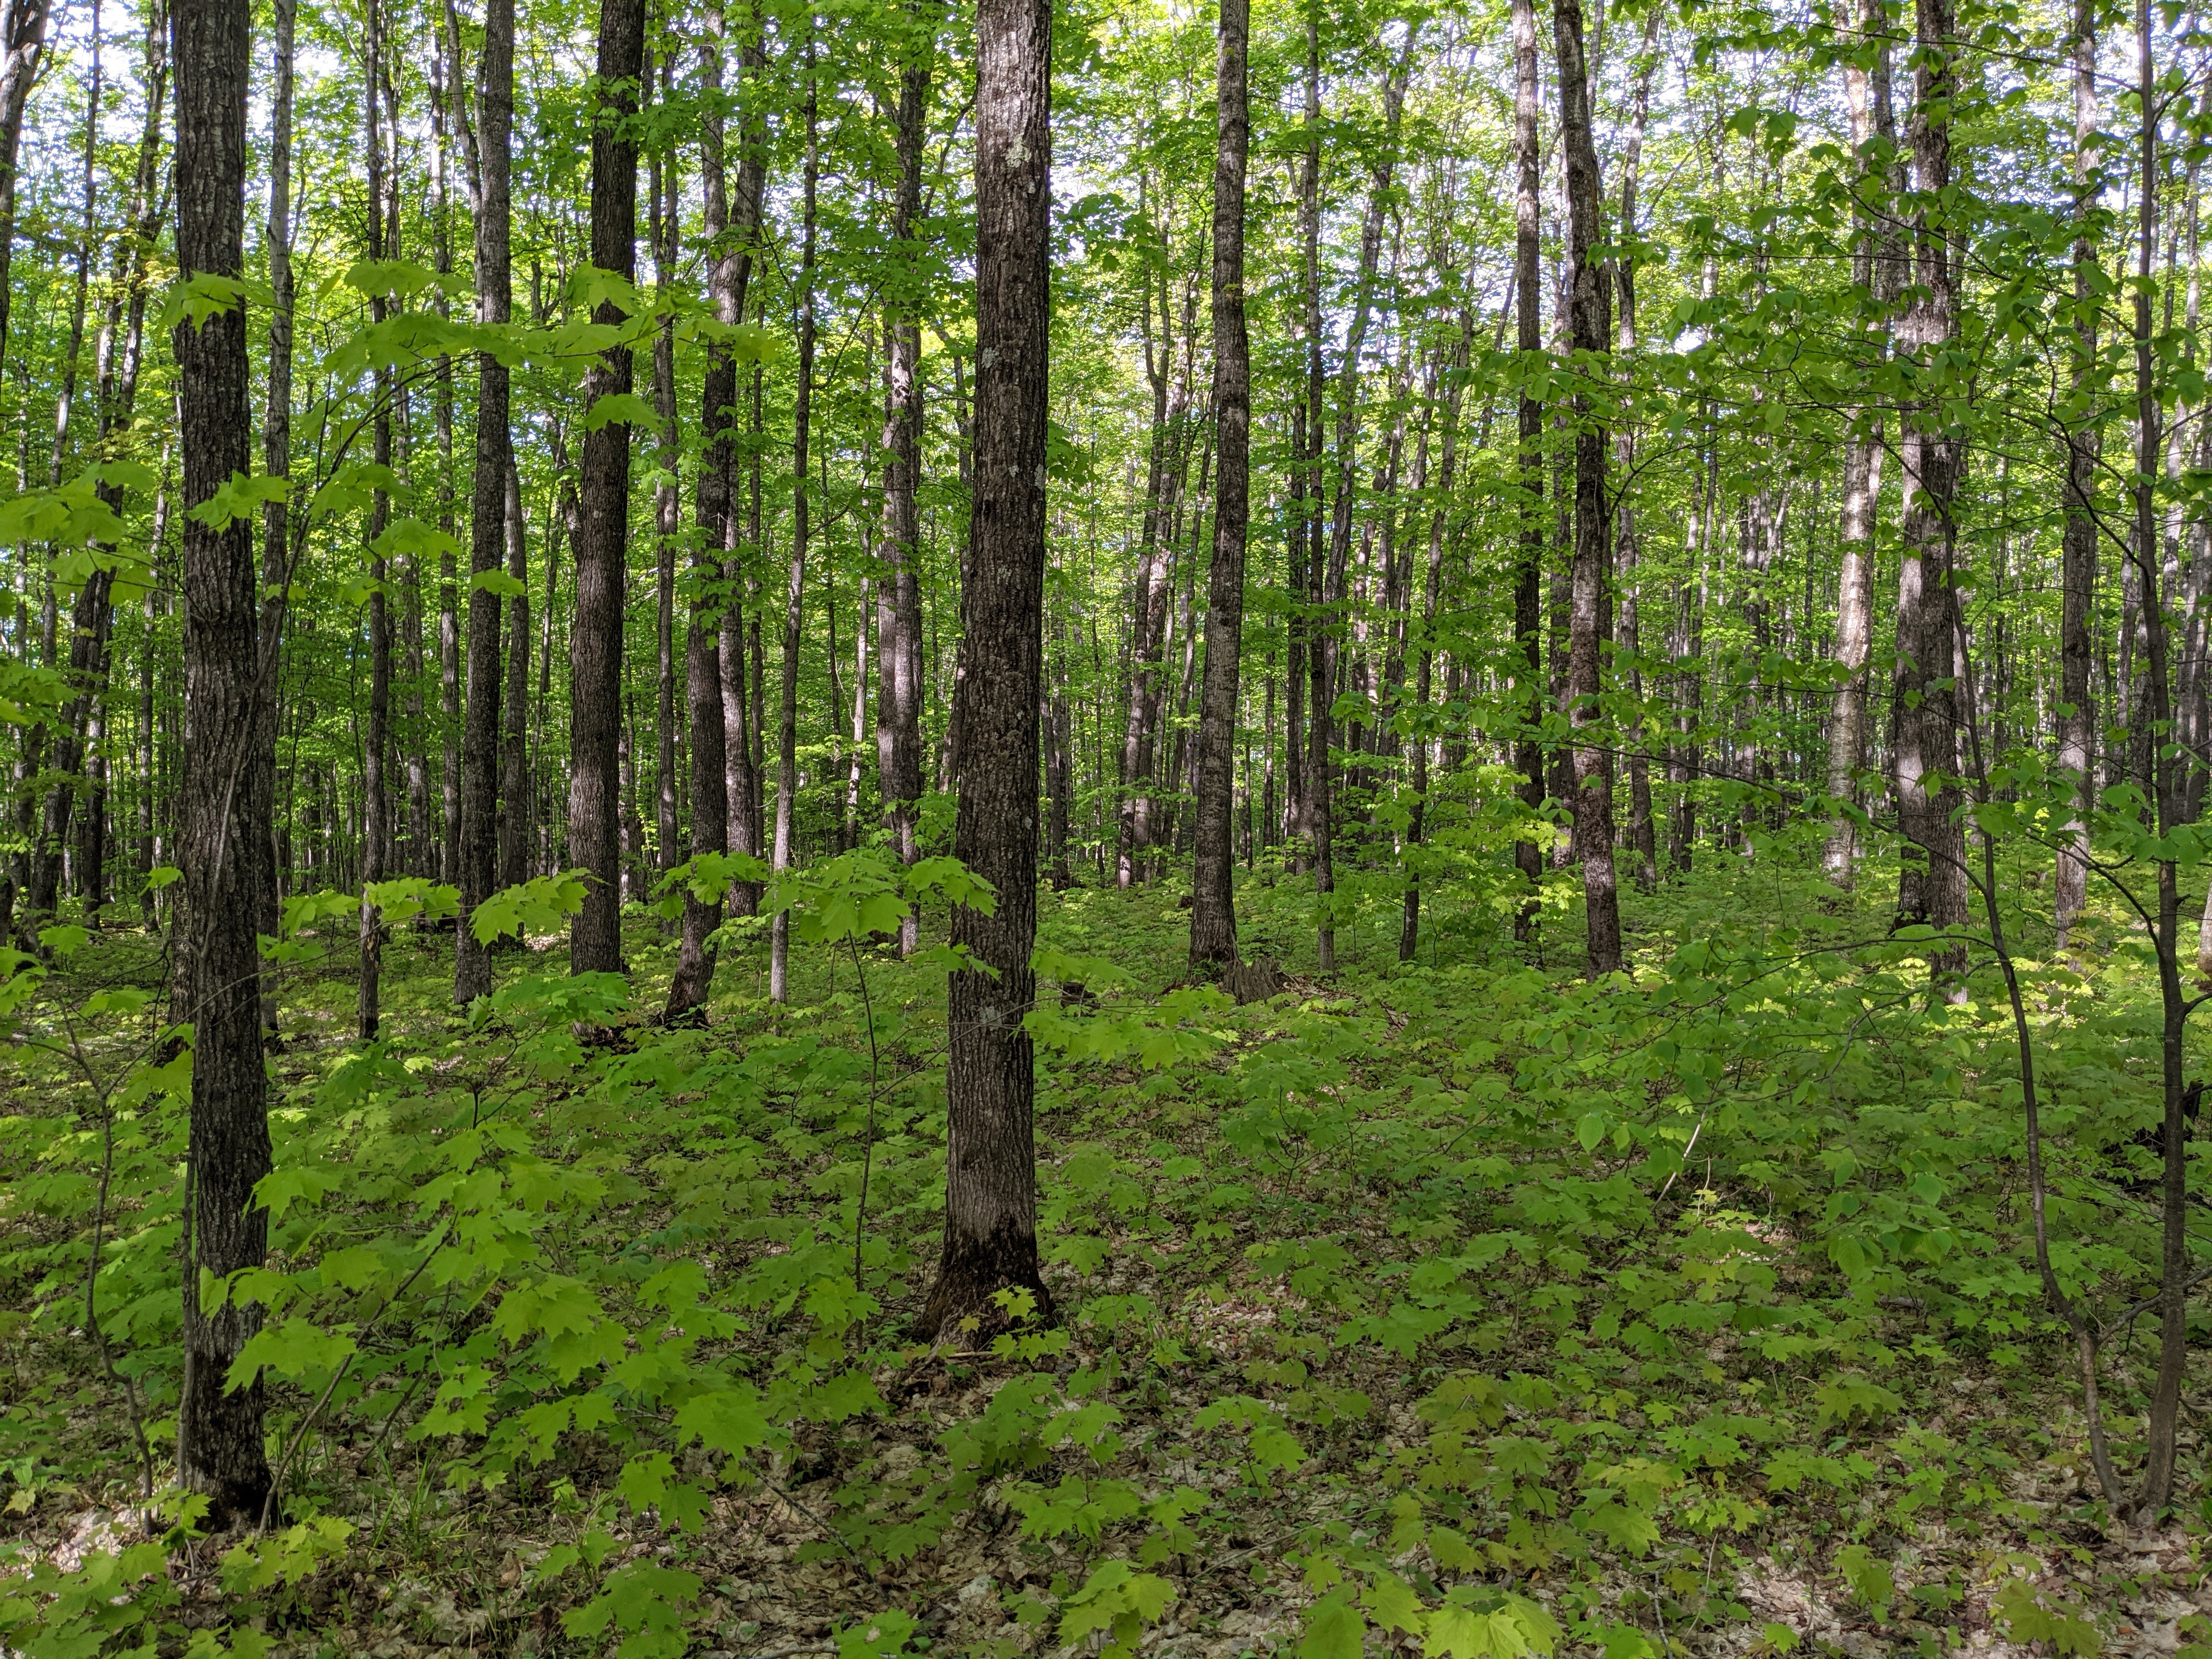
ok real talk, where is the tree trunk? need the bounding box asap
[2055,0,2099,945]
[770,38,817,1003]
[650,67,681,881]
[433,33,458,888]
[358,0,392,1039]
[1823,0,1899,887]
[1402,317,1469,961]
[918,0,1051,1340]
[172,0,273,1526]
[878,0,932,952]
[0,0,52,380]
[569,0,644,976]
[1891,0,1968,984]
[1511,0,1544,941]
[454,0,510,1002]
[1188,0,1248,975]
[666,3,741,1020]
[500,456,531,889]
[1554,0,1622,976]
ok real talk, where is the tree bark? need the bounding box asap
[918,0,1052,1340]
[569,0,644,976]
[879,0,933,952]
[2055,0,2099,945]
[358,0,392,1039]
[1823,0,1899,887]
[0,0,51,380]
[172,0,273,1526]
[770,36,818,1004]
[1511,0,1545,943]
[500,456,531,889]
[455,0,511,1002]
[1555,0,1622,976]
[1890,0,1969,983]
[649,59,681,882]
[1188,0,1249,979]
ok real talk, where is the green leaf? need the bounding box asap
[584,392,664,432]
[1298,1590,1367,1659]
[470,567,527,597]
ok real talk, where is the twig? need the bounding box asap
[756,1469,867,1568]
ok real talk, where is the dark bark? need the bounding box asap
[1555,0,1621,976]
[918,0,1052,1340]
[1401,320,1468,962]
[0,0,51,379]
[1188,0,1248,978]
[568,0,644,975]
[172,0,272,1527]
[455,0,511,1002]
[649,60,680,881]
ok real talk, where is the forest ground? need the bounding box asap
[5,830,2212,1659]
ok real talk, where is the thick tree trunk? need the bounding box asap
[2056,0,2099,945]
[878,0,932,952]
[455,0,511,1002]
[569,0,644,975]
[0,0,51,380]
[1891,0,1968,984]
[770,42,818,1003]
[918,0,1051,1340]
[172,0,272,1527]
[433,36,458,888]
[1188,0,1248,979]
[1554,0,1622,976]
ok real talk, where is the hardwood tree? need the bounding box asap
[172,0,274,1526]
[1187,0,1249,979]
[918,0,1052,1339]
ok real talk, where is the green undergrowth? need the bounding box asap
[2,836,2210,1658]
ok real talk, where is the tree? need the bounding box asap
[1554,0,1620,977]
[877,0,932,955]
[172,0,273,1526]
[569,0,644,977]
[770,32,817,1005]
[918,0,1051,1339]
[1187,0,1249,980]
[454,0,512,1005]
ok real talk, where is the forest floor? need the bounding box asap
[5,837,2212,1659]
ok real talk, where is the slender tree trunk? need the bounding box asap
[770,37,817,1003]
[455,0,511,1001]
[2130,0,2191,1515]
[433,34,459,888]
[569,0,644,976]
[1188,0,1249,978]
[500,458,530,888]
[2056,0,2100,945]
[1402,315,1469,961]
[1615,14,1660,896]
[1511,0,1545,942]
[879,0,933,953]
[358,0,391,1039]
[173,0,272,1526]
[1824,0,1899,887]
[650,67,681,880]
[1554,0,1621,975]
[918,0,1052,1339]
